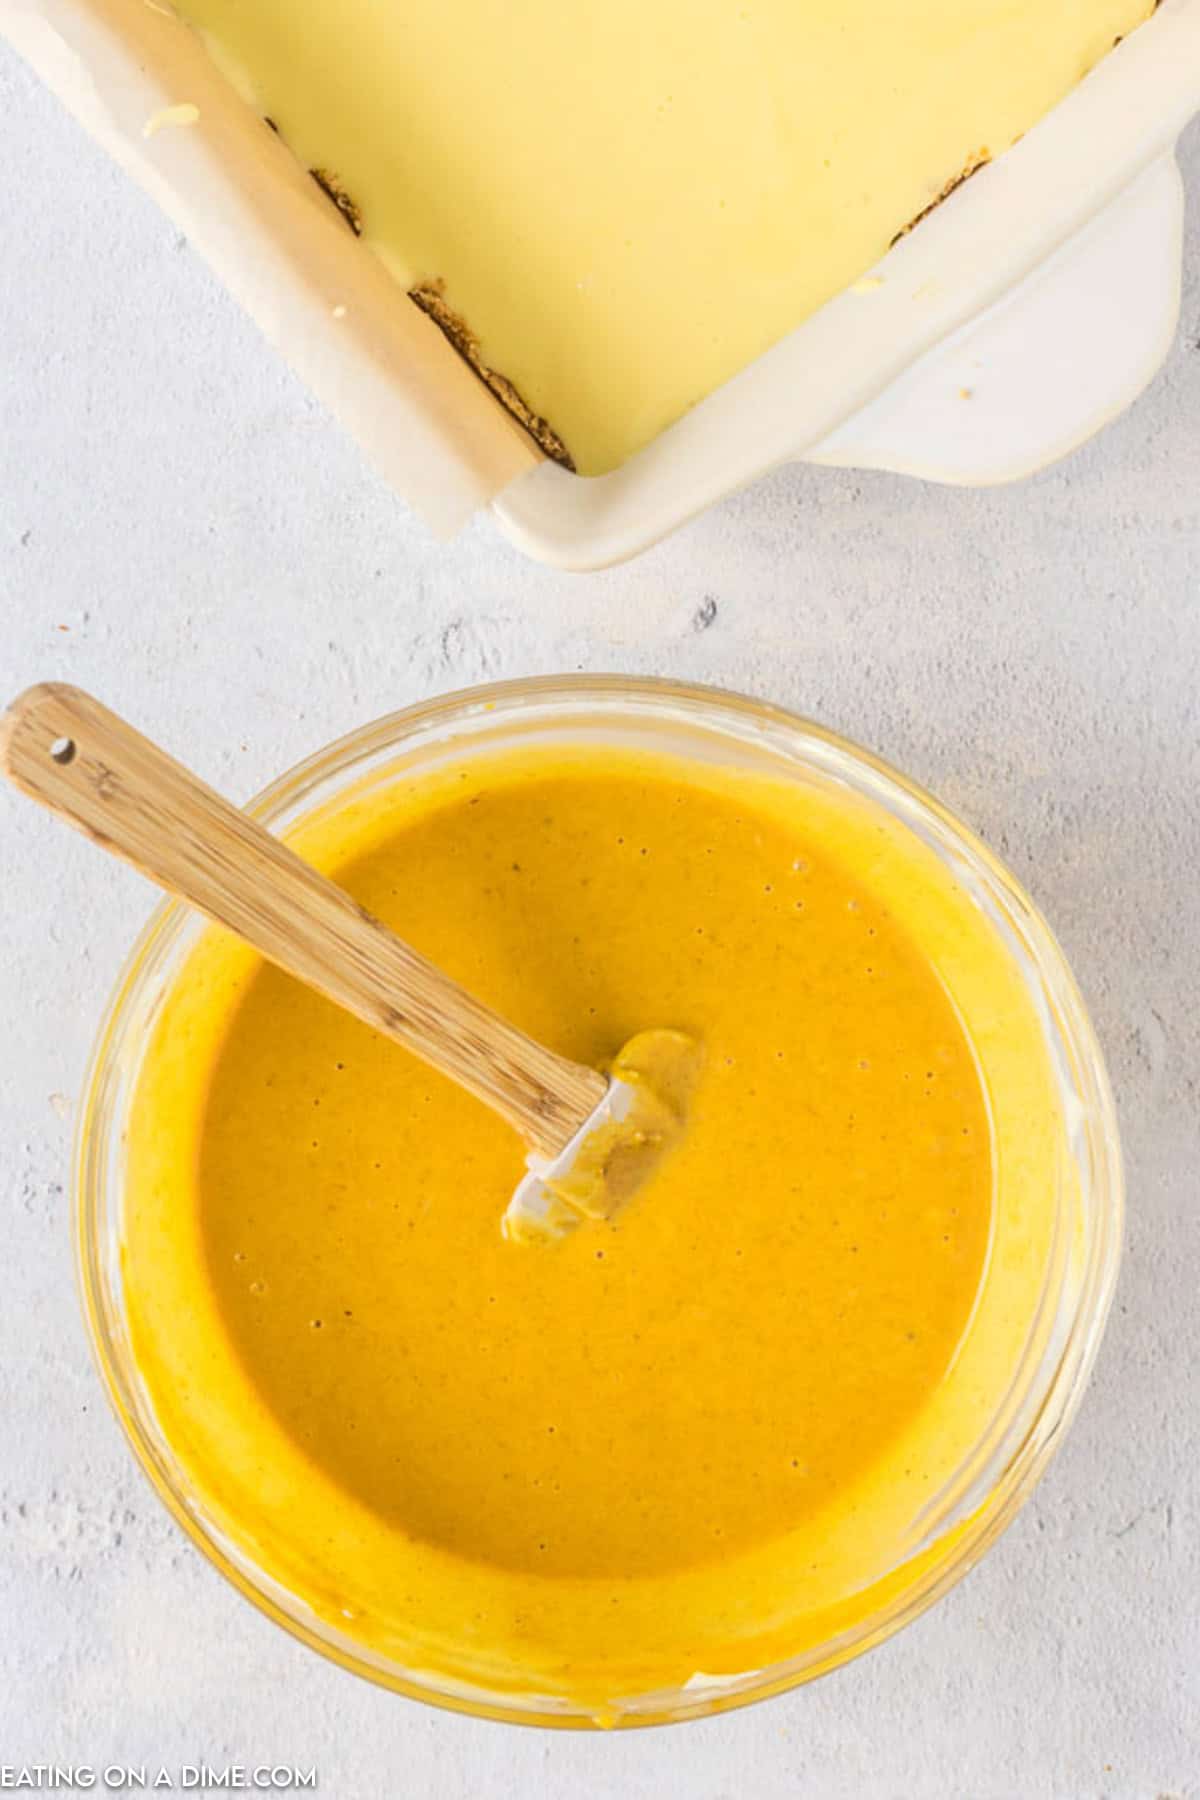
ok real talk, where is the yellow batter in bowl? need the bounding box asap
[79,680,1121,1724]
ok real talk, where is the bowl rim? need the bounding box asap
[73,673,1125,1727]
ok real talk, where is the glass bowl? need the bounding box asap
[74,675,1122,1727]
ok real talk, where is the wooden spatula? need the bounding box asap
[0,682,688,1241]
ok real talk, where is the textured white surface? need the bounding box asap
[1,42,1198,1800]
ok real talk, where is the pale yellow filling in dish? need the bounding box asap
[171,0,1153,473]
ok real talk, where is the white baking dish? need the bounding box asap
[5,0,1199,569]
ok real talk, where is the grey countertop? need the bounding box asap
[1,41,1198,1800]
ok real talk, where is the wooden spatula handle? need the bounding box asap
[0,683,606,1157]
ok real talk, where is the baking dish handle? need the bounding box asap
[807,153,1185,487]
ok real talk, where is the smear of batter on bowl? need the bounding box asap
[173,0,1153,474]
